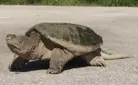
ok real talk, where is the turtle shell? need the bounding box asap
[26,23,103,45]
[25,23,103,55]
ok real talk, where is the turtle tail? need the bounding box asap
[101,50,131,60]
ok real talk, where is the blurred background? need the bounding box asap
[0,0,138,6]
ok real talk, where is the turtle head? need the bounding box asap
[6,34,22,54]
[6,34,38,56]
[6,34,31,55]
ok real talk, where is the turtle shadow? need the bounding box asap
[22,59,50,72]
[64,57,89,70]
[12,57,89,72]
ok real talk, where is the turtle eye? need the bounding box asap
[6,36,12,41]
[6,34,16,41]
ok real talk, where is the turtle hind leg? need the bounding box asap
[9,54,29,71]
[47,48,74,74]
[82,49,107,67]
[89,56,107,67]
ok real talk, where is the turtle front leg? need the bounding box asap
[82,49,107,67]
[9,54,29,71]
[47,48,74,74]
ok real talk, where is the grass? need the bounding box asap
[0,0,138,6]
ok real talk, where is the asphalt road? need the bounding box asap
[0,6,138,85]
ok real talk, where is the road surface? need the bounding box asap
[0,6,138,85]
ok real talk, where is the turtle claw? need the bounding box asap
[8,63,22,71]
[90,56,107,67]
[8,64,12,71]
[47,68,61,74]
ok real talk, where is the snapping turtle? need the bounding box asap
[6,23,129,74]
